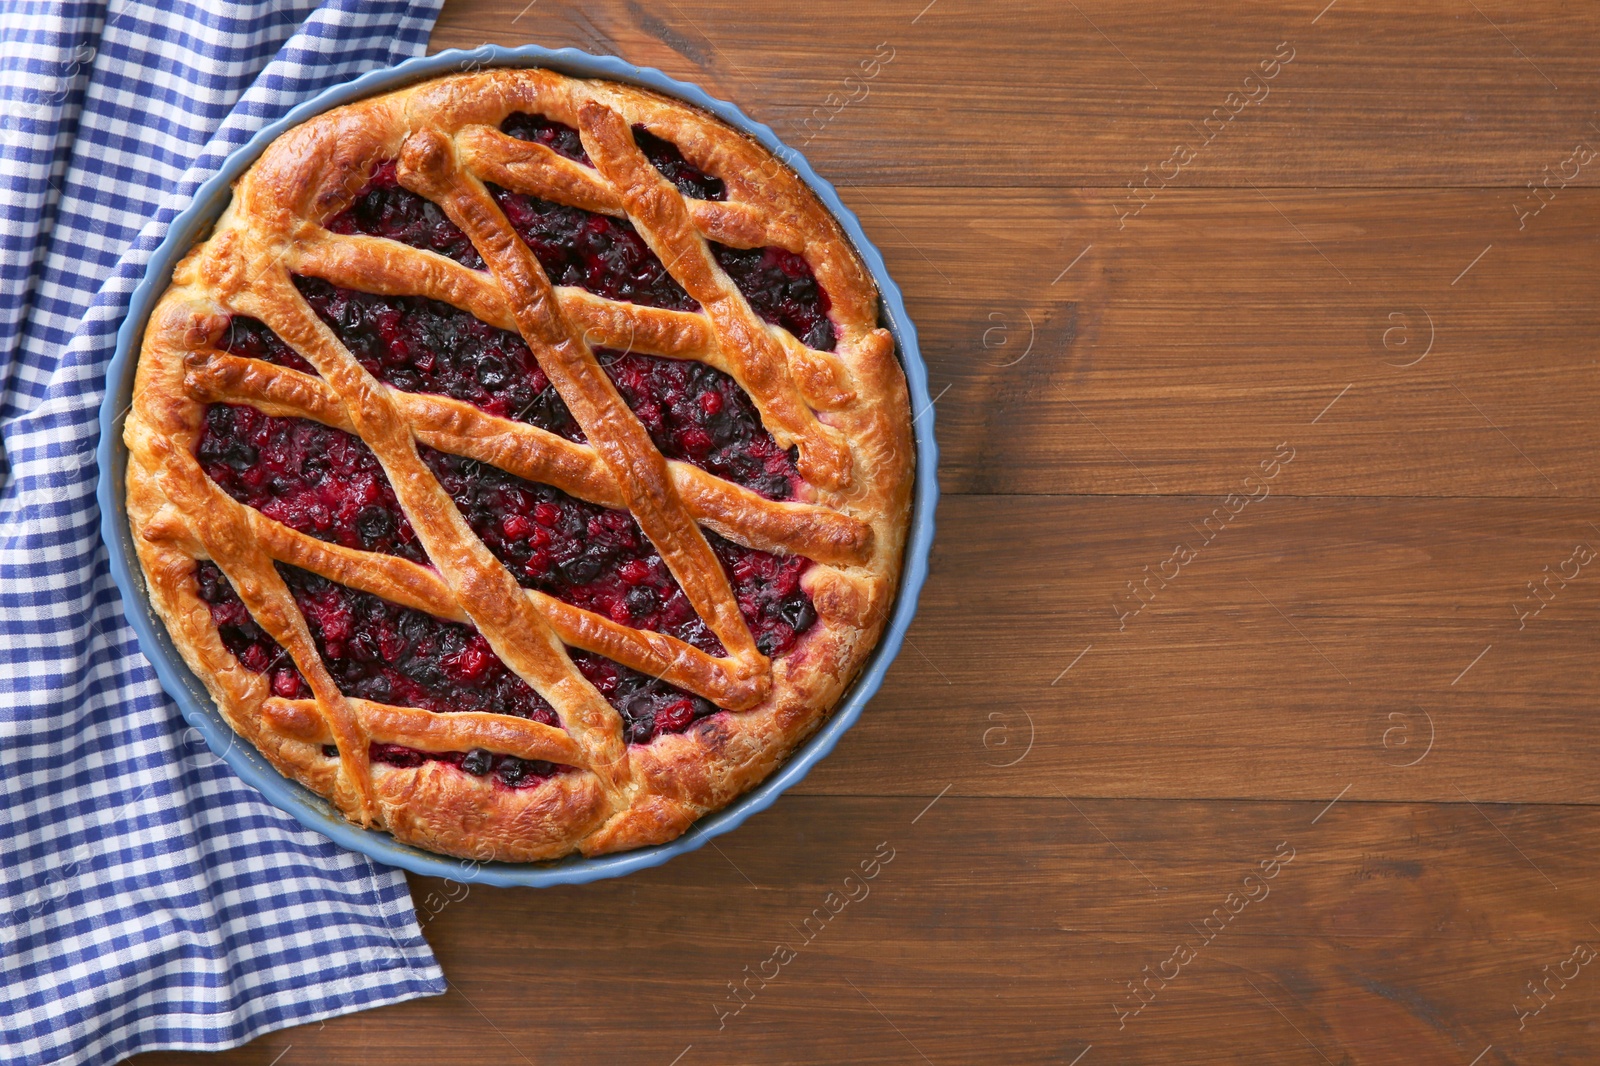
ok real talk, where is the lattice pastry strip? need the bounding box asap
[398,128,765,667]
[125,68,913,860]
[182,355,873,566]
[575,102,853,490]
[238,268,636,790]
[458,124,808,252]
[291,233,864,418]
[145,484,772,710]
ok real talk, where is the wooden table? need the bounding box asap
[135,2,1600,1062]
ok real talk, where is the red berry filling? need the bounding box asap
[195,399,816,660]
[601,348,800,500]
[499,112,728,202]
[197,404,426,563]
[713,536,819,655]
[308,563,560,723]
[489,187,699,311]
[195,558,734,745]
[422,446,712,650]
[499,112,589,165]
[282,278,800,498]
[195,405,815,733]
[576,652,717,744]
[195,559,555,723]
[219,314,315,374]
[192,410,817,740]
[195,560,312,700]
[709,244,836,352]
[420,446,816,656]
[320,158,831,349]
[326,160,485,270]
[292,275,584,437]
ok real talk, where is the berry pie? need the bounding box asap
[123,68,913,861]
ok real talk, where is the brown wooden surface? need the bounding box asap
[133,2,1600,1063]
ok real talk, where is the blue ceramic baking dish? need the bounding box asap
[96,44,936,887]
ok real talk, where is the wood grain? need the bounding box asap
[127,1,1600,1064]
[846,186,1600,496]
[788,495,1600,806]
[135,798,1598,1065]
[433,0,1600,189]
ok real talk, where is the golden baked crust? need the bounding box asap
[123,67,912,862]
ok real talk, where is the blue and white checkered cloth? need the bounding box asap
[0,3,451,1063]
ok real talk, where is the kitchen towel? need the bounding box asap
[0,2,450,1064]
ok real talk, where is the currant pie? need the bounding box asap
[123,68,913,861]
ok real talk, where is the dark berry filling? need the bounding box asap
[489,186,699,311]
[420,446,815,656]
[323,159,700,311]
[197,404,426,563]
[319,158,830,349]
[196,518,812,742]
[631,125,726,201]
[712,535,818,657]
[369,743,561,789]
[423,447,711,650]
[196,397,815,658]
[575,652,717,744]
[196,379,811,655]
[499,113,727,202]
[194,428,815,740]
[195,559,746,746]
[195,559,558,723]
[195,560,311,700]
[601,349,800,500]
[202,142,829,750]
[219,314,315,373]
[288,274,798,497]
[710,244,835,351]
[280,563,560,725]
[293,275,583,437]
[500,112,588,164]
[325,160,485,270]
